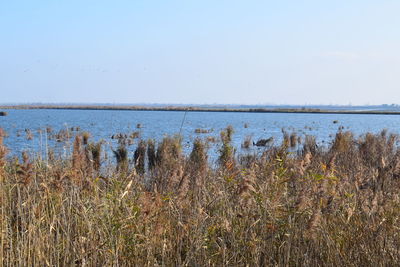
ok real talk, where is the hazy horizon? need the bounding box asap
[2,102,400,108]
[2,1,400,105]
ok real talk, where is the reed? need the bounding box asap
[290,132,297,148]
[194,128,212,134]
[72,135,82,169]
[129,131,140,139]
[0,129,7,180]
[134,140,146,175]
[241,135,252,149]
[331,131,352,152]
[187,138,208,194]
[282,130,290,147]
[113,144,128,172]
[152,135,183,192]
[1,127,400,266]
[218,126,234,168]
[147,139,156,170]
[81,131,90,145]
[87,141,102,171]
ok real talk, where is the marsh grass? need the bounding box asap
[1,127,400,265]
[218,126,235,168]
[113,145,128,172]
[241,135,252,149]
[194,128,213,134]
[87,141,102,172]
[134,140,146,175]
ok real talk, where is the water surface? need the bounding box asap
[1,109,400,160]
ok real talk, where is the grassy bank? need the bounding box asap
[2,104,400,115]
[1,127,400,265]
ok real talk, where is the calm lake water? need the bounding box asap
[1,109,400,160]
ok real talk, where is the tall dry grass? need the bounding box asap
[1,127,400,265]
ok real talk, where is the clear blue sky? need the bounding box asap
[1,0,399,105]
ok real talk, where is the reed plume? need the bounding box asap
[0,128,399,265]
[218,126,235,168]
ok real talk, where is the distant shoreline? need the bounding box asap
[2,104,400,115]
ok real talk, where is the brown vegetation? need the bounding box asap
[194,128,213,134]
[241,135,252,149]
[1,127,400,265]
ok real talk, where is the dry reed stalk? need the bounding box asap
[138,191,164,234]
[303,135,317,155]
[177,169,189,200]
[71,135,92,185]
[299,151,312,175]
[147,139,156,171]
[282,132,290,147]
[113,144,128,173]
[16,151,34,185]
[72,135,82,170]
[326,153,336,175]
[187,139,208,194]
[87,142,102,172]
[241,136,252,149]
[0,128,6,264]
[1,128,400,265]
[82,132,90,145]
[290,132,297,148]
[219,126,235,169]
[150,136,184,193]
[238,177,257,206]
[295,190,309,212]
[0,129,7,180]
[306,208,322,239]
[332,131,352,153]
[134,140,146,175]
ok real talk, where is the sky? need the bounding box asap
[1,0,400,105]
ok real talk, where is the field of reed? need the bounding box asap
[1,126,400,266]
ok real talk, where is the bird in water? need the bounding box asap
[253,137,273,147]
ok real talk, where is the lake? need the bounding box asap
[1,109,400,160]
